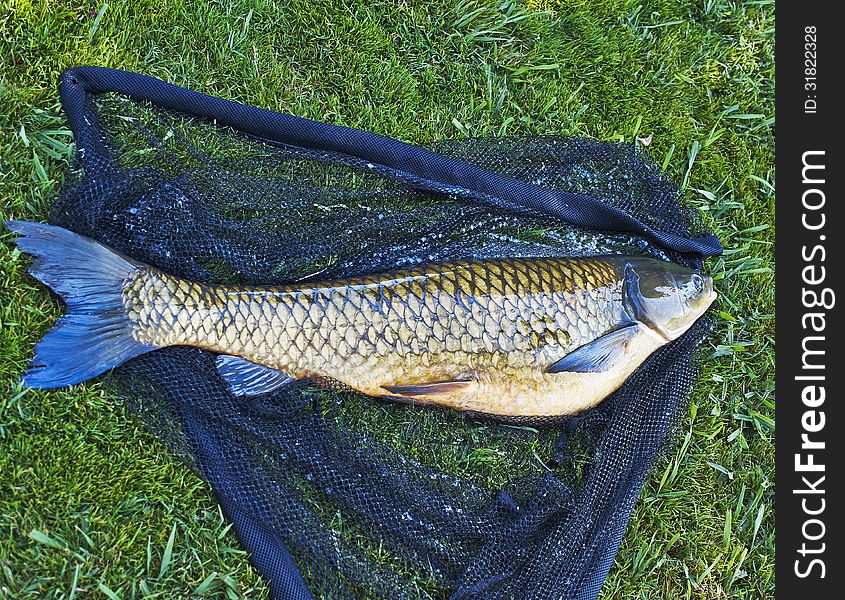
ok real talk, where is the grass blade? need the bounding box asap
[158,522,177,579]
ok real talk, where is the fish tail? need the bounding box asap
[5,220,156,389]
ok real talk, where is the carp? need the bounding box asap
[7,221,715,417]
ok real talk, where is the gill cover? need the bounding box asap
[623,259,715,340]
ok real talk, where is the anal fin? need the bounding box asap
[216,355,294,396]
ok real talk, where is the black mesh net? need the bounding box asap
[47,70,715,599]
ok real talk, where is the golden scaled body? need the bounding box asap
[125,257,661,416]
[8,221,715,415]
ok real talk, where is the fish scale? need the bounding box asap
[9,221,715,417]
[122,257,629,415]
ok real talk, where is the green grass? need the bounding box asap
[1,0,774,598]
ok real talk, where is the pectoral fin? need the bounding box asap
[382,379,474,397]
[216,355,294,396]
[545,323,640,373]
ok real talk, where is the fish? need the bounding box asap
[6,220,716,418]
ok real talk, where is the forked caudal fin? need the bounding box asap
[6,221,156,389]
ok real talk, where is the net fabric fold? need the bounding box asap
[49,68,715,599]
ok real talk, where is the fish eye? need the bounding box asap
[691,273,703,291]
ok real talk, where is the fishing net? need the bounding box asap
[46,67,719,599]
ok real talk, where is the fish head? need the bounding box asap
[623,258,717,340]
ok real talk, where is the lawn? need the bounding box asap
[0,1,774,598]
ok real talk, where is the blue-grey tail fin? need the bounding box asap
[6,220,156,389]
